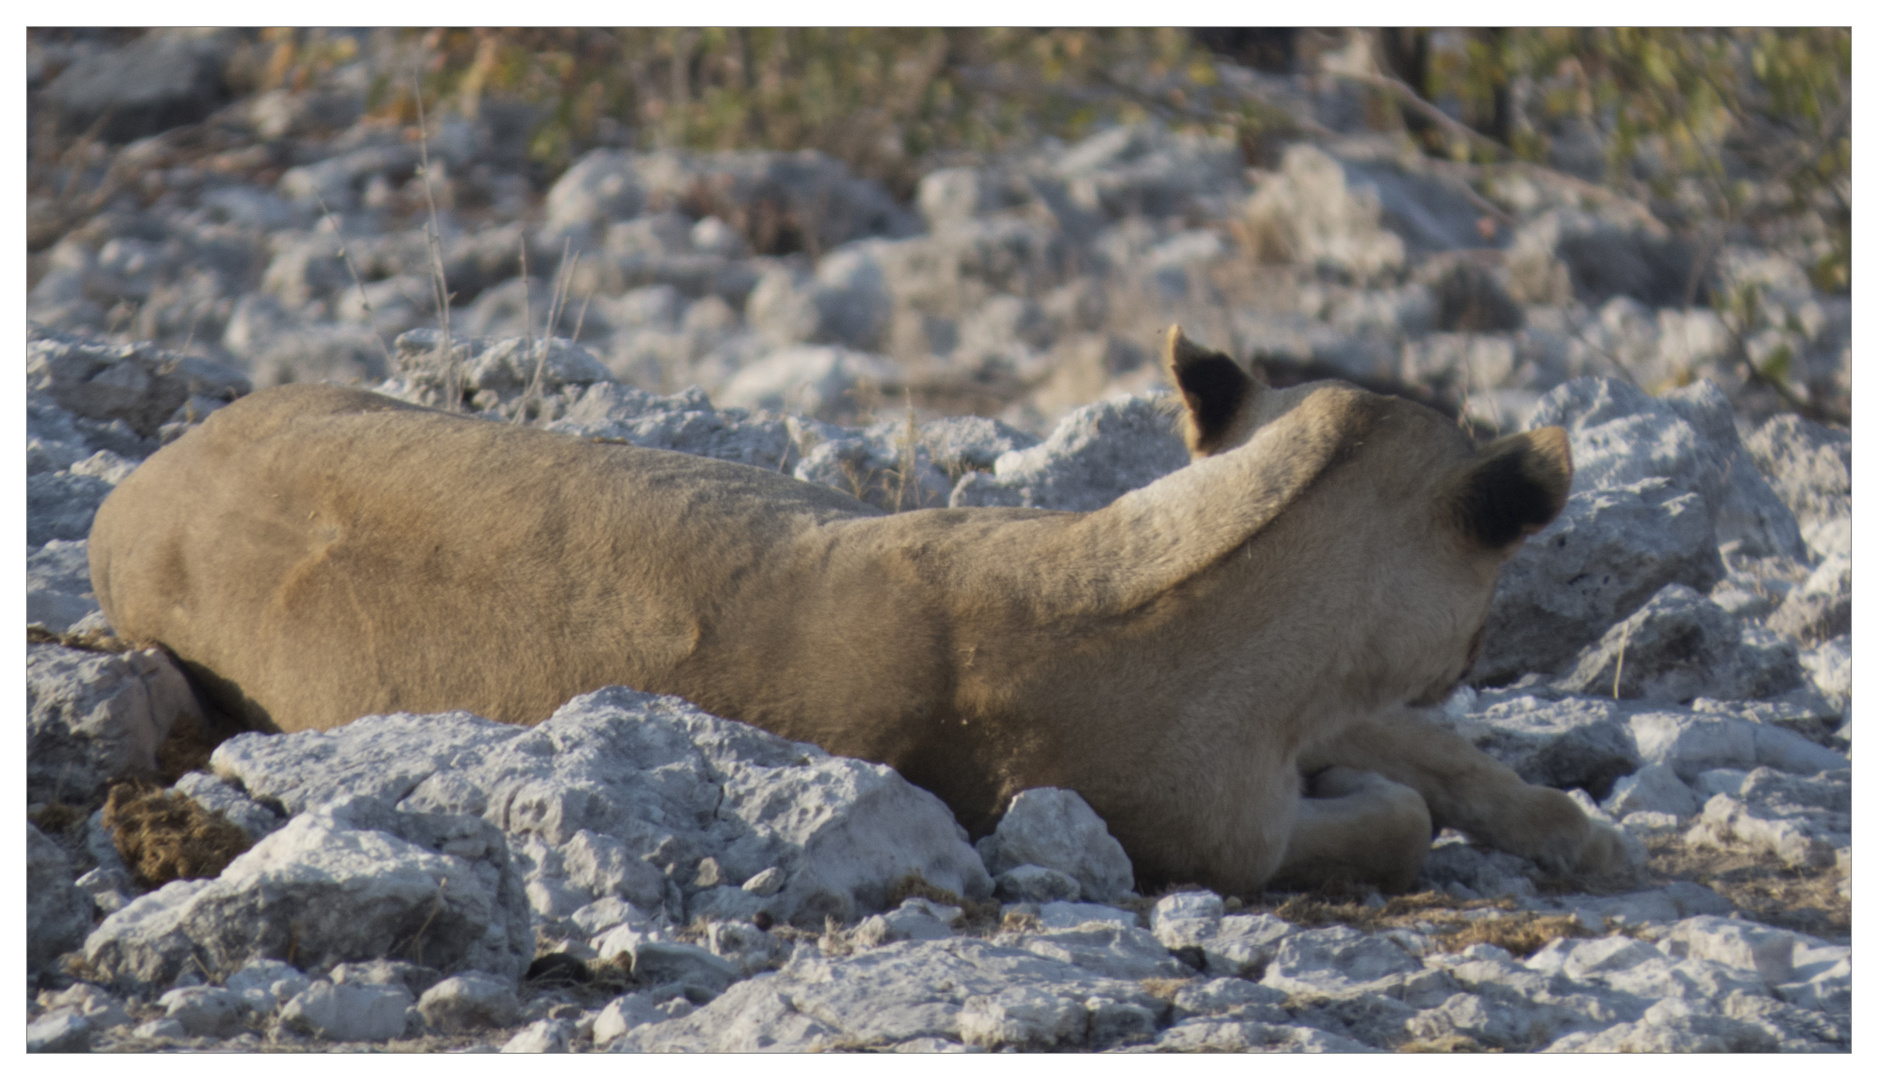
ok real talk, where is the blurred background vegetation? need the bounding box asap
[234,27,1848,295]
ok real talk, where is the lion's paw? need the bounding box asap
[1570,819,1648,886]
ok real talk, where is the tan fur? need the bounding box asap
[89,326,1626,896]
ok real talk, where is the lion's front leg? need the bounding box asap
[1299,705,1639,883]
[1269,767,1433,893]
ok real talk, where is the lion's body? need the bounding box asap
[89,330,1630,896]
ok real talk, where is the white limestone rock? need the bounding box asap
[27,642,199,804]
[1554,584,1802,704]
[715,343,896,424]
[974,787,1134,903]
[1474,480,1723,684]
[618,937,1166,1052]
[279,979,415,1042]
[82,795,533,989]
[416,971,522,1033]
[1434,692,1640,797]
[949,393,1189,512]
[27,538,100,633]
[28,822,94,976]
[1260,925,1423,996]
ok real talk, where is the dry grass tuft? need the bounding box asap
[887,871,1001,932]
[102,780,253,888]
[154,709,231,786]
[1231,889,1591,959]
[1138,977,1197,1001]
[1399,1035,1496,1052]
[28,624,134,653]
[30,800,86,836]
[1432,913,1589,957]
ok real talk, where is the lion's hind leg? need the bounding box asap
[1270,767,1433,893]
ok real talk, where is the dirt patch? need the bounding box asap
[101,780,253,887]
[1645,835,1850,939]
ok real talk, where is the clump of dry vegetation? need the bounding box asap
[101,779,253,887]
[1228,889,1593,959]
[28,623,132,653]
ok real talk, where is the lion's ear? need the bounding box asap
[1164,325,1258,457]
[1448,426,1573,549]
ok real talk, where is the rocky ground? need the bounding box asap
[26,29,1851,1053]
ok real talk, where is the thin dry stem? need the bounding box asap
[312,190,396,375]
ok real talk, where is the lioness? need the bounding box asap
[89,327,1629,897]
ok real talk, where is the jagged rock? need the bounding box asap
[502,1017,577,1052]
[157,986,250,1037]
[994,864,1082,903]
[28,823,94,976]
[1553,584,1803,704]
[1766,553,1850,644]
[170,771,285,841]
[416,972,522,1033]
[1661,916,1796,985]
[1601,764,1701,819]
[81,795,533,989]
[1797,635,1850,714]
[1506,208,1695,308]
[1629,713,1847,782]
[1417,834,1540,899]
[974,788,1134,904]
[27,470,117,551]
[390,330,613,408]
[280,979,415,1043]
[40,29,235,142]
[224,958,311,1014]
[1744,413,1850,563]
[1053,121,1244,221]
[705,919,784,976]
[330,958,443,997]
[1474,479,1722,685]
[746,243,894,351]
[992,922,1184,981]
[950,393,1188,512]
[28,326,250,438]
[619,937,1165,1052]
[1437,692,1640,797]
[1149,892,1297,978]
[1683,768,1849,869]
[1169,977,1291,1023]
[1259,926,1423,996]
[210,688,991,931]
[714,344,896,424]
[1529,377,1805,562]
[591,992,669,1046]
[1546,997,1777,1052]
[547,381,798,470]
[1242,143,1480,280]
[544,147,915,255]
[27,538,99,633]
[792,426,953,512]
[27,642,199,804]
[26,1009,94,1053]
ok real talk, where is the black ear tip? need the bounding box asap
[1454,430,1574,548]
[1162,330,1253,455]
